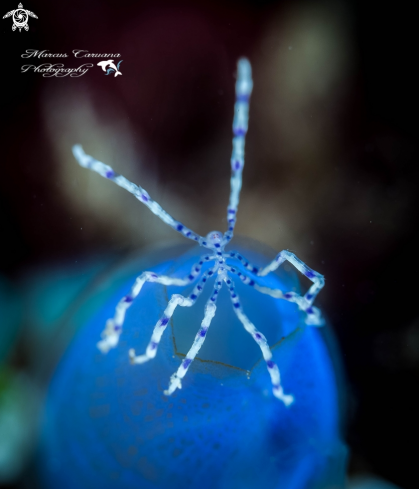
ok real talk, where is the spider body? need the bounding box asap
[72,58,325,405]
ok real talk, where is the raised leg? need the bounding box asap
[258,250,325,306]
[224,277,294,406]
[72,145,207,246]
[163,276,224,395]
[225,264,324,326]
[97,255,215,353]
[222,58,253,247]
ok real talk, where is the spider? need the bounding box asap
[72,58,325,406]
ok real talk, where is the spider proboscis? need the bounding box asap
[72,58,325,406]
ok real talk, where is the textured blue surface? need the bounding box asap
[39,243,346,489]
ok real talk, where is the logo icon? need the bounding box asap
[3,3,37,31]
[97,60,123,77]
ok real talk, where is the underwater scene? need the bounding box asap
[1,1,418,489]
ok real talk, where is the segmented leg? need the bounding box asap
[224,251,259,274]
[72,145,207,246]
[97,256,215,353]
[258,250,325,306]
[222,59,253,247]
[129,265,219,365]
[225,265,324,326]
[164,276,224,395]
[225,277,294,406]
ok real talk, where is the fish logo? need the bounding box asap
[3,2,38,32]
[97,60,123,77]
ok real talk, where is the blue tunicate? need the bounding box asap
[39,241,347,489]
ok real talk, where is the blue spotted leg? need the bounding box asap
[129,264,219,366]
[224,264,324,326]
[221,58,253,248]
[164,274,224,395]
[224,277,294,406]
[98,256,215,354]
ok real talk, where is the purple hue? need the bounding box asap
[182,358,192,369]
[105,170,115,178]
[234,161,241,170]
[160,317,169,326]
[237,93,249,102]
[114,325,121,331]
[141,194,149,203]
[306,271,316,279]
[199,329,207,337]
[234,128,246,137]
[267,360,275,369]
[150,342,157,350]
[255,333,262,340]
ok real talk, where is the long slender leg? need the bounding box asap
[163,276,223,395]
[258,250,325,306]
[225,276,294,406]
[224,250,260,274]
[225,265,324,326]
[222,58,253,247]
[129,265,219,364]
[72,145,207,246]
[98,255,215,353]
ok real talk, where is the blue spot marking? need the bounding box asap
[255,333,262,340]
[197,286,202,291]
[306,294,313,300]
[306,307,314,315]
[234,128,246,137]
[186,232,191,237]
[203,242,207,246]
[228,209,236,214]
[124,296,133,303]
[183,359,192,369]
[195,268,200,272]
[176,224,183,231]
[189,275,194,280]
[249,280,255,286]
[114,325,121,331]
[215,244,220,248]
[231,268,236,273]
[284,293,293,299]
[208,271,213,276]
[306,271,316,279]
[234,161,241,170]
[229,227,234,232]
[252,267,258,273]
[141,195,149,203]
[237,94,249,102]
[150,342,157,350]
[234,302,240,308]
[203,278,207,282]
[232,294,237,299]
[105,170,115,178]
[200,329,206,337]
[190,294,197,300]
[267,360,275,369]
[160,317,169,326]
[217,252,222,256]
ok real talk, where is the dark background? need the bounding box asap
[1,0,418,488]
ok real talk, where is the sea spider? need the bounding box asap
[72,58,325,406]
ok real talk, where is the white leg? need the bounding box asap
[222,59,253,247]
[225,265,324,326]
[129,266,219,365]
[163,276,224,395]
[98,255,215,353]
[224,276,294,406]
[258,250,325,306]
[72,145,207,246]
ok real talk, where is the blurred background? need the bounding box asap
[1,0,418,488]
